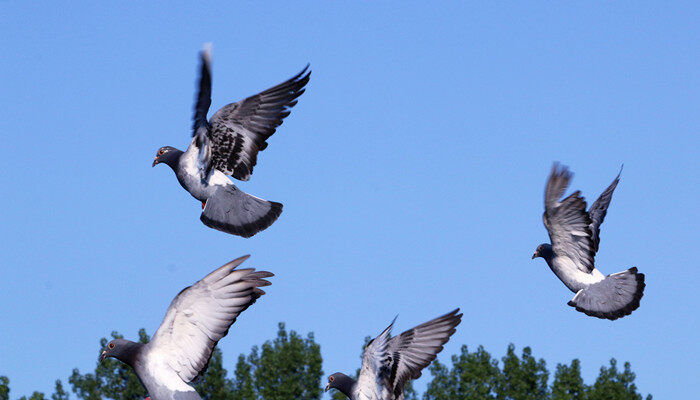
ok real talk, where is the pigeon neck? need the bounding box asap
[113,340,145,367]
[335,374,357,398]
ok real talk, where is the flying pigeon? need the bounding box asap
[153,45,310,237]
[325,309,462,400]
[532,163,645,320]
[99,255,273,400]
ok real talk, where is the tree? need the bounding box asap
[239,322,323,400]
[193,348,235,400]
[0,376,9,400]
[424,344,500,400]
[18,393,46,400]
[551,359,584,400]
[51,381,69,400]
[231,354,256,400]
[496,345,549,400]
[586,359,652,400]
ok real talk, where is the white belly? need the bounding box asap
[550,256,605,292]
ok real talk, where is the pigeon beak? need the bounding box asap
[152,157,159,167]
[532,252,538,259]
[99,350,107,362]
[324,383,330,392]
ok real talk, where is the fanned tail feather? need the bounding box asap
[568,267,645,320]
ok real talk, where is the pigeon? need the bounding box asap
[532,163,645,320]
[99,255,273,400]
[153,45,310,238]
[325,309,462,400]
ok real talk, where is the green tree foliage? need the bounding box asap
[235,322,323,400]
[1,376,10,400]
[231,355,256,400]
[17,393,45,400]
[424,345,650,400]
[551,359,585,400]
[424,345,500,400]
[3,333,652,400]
[497,345,549,400]
[586,359,652,400]
[193,348,235,400]
[51,381,69,400]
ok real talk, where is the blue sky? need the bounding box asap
[0,1,698,398]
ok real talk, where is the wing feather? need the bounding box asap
[588,166,622,253]
[192,45,212,137]
[149,255,273,383]
[543,164,596,273]
[207,65,311,181]
[387,309,462,397]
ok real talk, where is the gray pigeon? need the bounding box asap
[99,255,273,400]
[325,309,462,400]
[532,163,645,320]
[153,45,310,238]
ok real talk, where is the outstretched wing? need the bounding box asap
[543,164,596,273]
[207,66,311,181]
[386,309,462,398]
[149,256,273,383]
[588,166,622,253]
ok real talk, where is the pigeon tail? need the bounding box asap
[568,267,645,320]
[200,185,282,238]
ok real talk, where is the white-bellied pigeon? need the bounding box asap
[532,163,645,320]
[99,255,273,400]
[153,45,310,238]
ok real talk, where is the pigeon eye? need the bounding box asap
[108,343,115,349]
[158,149,165,155]
[329,376,335,382]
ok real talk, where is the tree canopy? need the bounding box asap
[2,330,650,400]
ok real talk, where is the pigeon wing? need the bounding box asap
[386,309,462,398]
[543,164,596,273]
[544,163,572,210]
[357,317,396,397]
[149,256,273,383]
[587,167,621,253]
[192,45,213,138]
[206,65,310,181]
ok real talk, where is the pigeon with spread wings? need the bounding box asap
[99,255,273,400]
[153,45,310,237]
[325,309,462,400]
[532,163,645,320]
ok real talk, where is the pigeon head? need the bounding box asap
[99,338,142,365]
[152,146,182,168]
[532,243,553,260]
[325,372,355,396]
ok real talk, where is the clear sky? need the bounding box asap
[0,1,698,399]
